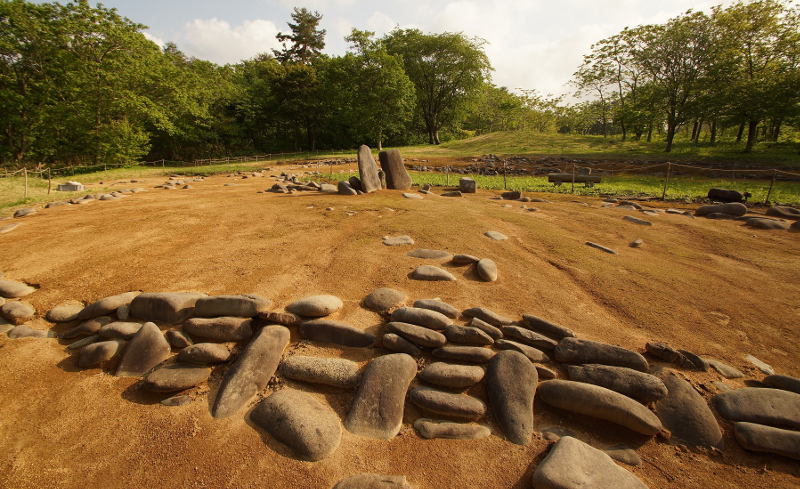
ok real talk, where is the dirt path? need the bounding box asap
[1,170,799,488]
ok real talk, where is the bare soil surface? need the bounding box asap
[1,166,799,488]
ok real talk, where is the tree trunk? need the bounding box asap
[620,119,626,141]
[772,120,781,142]
[710,120,717,147]
[433,130,441,145]
[647,124,652,142]
[690,120,699,141]
[736,122,745,143]
[694,119,704,143]
[664,118,677,153]
[743,119,759,154]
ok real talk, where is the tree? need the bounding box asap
[273,7,325,65]
[383,29,492,145]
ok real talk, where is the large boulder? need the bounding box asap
[378,149,412,190]
[487,350,537,445]
[115,322,171,377]
[250,389,342,461]
[766,205,800,220]
[212,326,290,419]
[129,292,205,324]
[357,145,381,193]
[345,353,417,439]
[193,294,270,318]
[555,337,648,372]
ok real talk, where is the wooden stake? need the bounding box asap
[329,161,333,179]
[571,164,576,194]
[765,169,776,206]
[48,168,51,195]
[446,166,450,187]
[662,162,672,201]
[503,159,507,190]
[24,167,28,199]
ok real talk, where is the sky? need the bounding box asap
[74,0,737,98]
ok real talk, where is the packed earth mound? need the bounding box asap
[1,165,799,488]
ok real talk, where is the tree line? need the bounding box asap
[1,0,799,169]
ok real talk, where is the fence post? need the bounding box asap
[446,166,450,187]
[162,159,165,168]
[571,164,576,194]
[24,167,28,199]
[503,159,508,190]
[48,168,51,195]
[764,169,776,206]
[732,163,736,184]
[661,162,672,201]
[329,161,333,180]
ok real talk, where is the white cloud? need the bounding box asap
[177,18,282,64]
[142,31,165,49]
[366,11,398,36]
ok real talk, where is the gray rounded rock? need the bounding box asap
[414,418,490,440]
[413,299,460,319]
[696,202,747,217]
[257,311,301,326]
[78,292,139,320]
[142,363,211,392]
[409,386,487,419]
[382,235,414,246]
[715,387,800,429]
[280,356,362,388]
[193,294,271,318]
[130,292,205,324]
[555,337,648,372]
[408,249,453,260]
[765,205,800,220]
[338,180,358,195]
[78,339,126,367]
[459,177,477,193]
[735,422,800,460]
[357,145,381,193]
[494,339,549,363]
[333,474,411,489]
[746,217,790,230]
[13,208,35,218]
[484,230,508,241]
[521,314,575,339]
[468,317,503,340]
[653,369,724,449]
[7,325,54,339]
[177,343,230,364]
[503,326,558,350]
[411,265,456,281]
[286,295,343,317]
[166,329,193,348]
[382,334,421,356]
[182,317,253,342]
[444,324,493,345]
[1,301,35,325]
[362,288,406,313]
[299,319,375,347]
[567,364,668,403]
[462,307,513,326]
[418,362,484,388]
[763,374,800,395]
[623,215,653,226]
[386,321,446,348]
[378,149,412,190]
[391,307,452,330]
[0,223,21,235]
[433,346,495,363]
[115,322,171,377]
[97,321,143,340]
[66,334,100,350]
[476,258,498,282]
[46,303,85,323]
[487,350,537,445]
[451,254,480,265]
[538,380,663,436]
[116,304,130,320]
[251,388,342,461]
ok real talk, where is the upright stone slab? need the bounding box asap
[345,353,417,439]
[78,292,139,320]
[531,436,648,489]
[715,388,800,429]
[212,326,290,419]
[654,369,723,449]
[459,177,477,193]
[130,292,205,324]
[487,350,538,445]
[555,337,648,372]
[378,149,412,190]
[115,322,171,377]
[357,145,381,193]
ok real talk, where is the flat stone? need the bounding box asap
[468,317,503,340]
[98,321,144,340]
[258,310,301,326]
[445,324,494,345]
[623,215,653,226]
[678,349,709,371]
[212,326,290,418]
[766,205,800,220]
[630,238,644,248]
[115,322,171,377]
[382,333,421,356]
[487,350,537,445]
[280,356,362,388]
[345,353,417,439]
[386,321,447,348]
[402,192,422,199]
[379,149,412,190]
[451,254,480,265]
[744,354,774,375]
[411,265,456,281]
[177,343,230,364]
[433,346,495,363]
[407,249,453,260]
[333,474,412,489]
[538,380,662,436]
[555,337,649,372]
[503,326,558,350]
[715,387,800,429]
[13,208,35,217]
[413,299,460,319]
[0,280,36,298]
[45,303,85,323]
[521,314,575,339]
[494,339,549,363]
[441,191,462,197]
[357,145,381,192]
[1,301,35,325]
[391,307,452,330]
[78,339,126,367]
[696,202,747,217]
[645,342,695,369]
[286,295,343,317]
[166,329,193,348]
[476,258,498,282]
[462,307,513,326]
[182,317,253,342]
[537,366,558,379]
[746,217,790,230]
[409,386,487,419]
[414,419,490,440]
[706,358,745,378]
[501,191,521,200]
[459,177,477,193]
[362,288,406,313]
[142,363,211,392]
[418,362,485,389]
[299,319,375,347]
[7,325,54,339]
[735,422,800,460]
[604,443,642,466]
[161,395,192,407]
[567,364,668,403]
[193,294,271,317]
[653,369,724,449]
[484,231,508,241]
[540,426,576,442]
[763,375,800,395]
[66,334,100,350]
[532,436,648,489]
[0,223,20,234]
[251,389,342,461]
[130,292,205,324]
[382,235,414,246]
[78,292,139,320]
[585,241,617,254]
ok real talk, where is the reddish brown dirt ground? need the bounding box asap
[1,166,799,488]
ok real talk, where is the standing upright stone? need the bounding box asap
[378,149,412,190]
[460,177,477,193]
[357,145,381,193]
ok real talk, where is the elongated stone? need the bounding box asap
[391,307,452,330]
[286,295,343,317]
[78,339,126,367]
[46,303,85,323]
[382,333,421,356]
[567,364,668,403]
[410,386,486,419]
[494,339,549,363]
[212,326,290,419]
[177,343,230,364]
[115,322,171,377]
[503,326,558,350]
[345,353,417,439]
[412,266,456,282]
[735,422,800,460]
[98,321,143,340]
[378,149,412,190]
[130,292,205,324]
[445,324,493,345]
[299,319,375,347]
[386,321,446,348]
[555,337,648,372]
[142,363,211,392]
[418,362,485,389]
[715,388,800,429]
[469,317,503,340]
[433,346,495,363]
[476,259,498,282]
[182,317,253,342]
[521,314,575,339]
[451,254,480,265]
[193,294,270,317]
[462,307,513,326]
[408,249,453,260]
[763,374,800,395]
[414,419,491,440]
[654,369,723,449]
[280,356,362,388]
[0,280,36,298]
[78,292,139,320]
[357,145,381,193]
[487,350,537,445]
[67,334,100,350]
[413,299,460,319]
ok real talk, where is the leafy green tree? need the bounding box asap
[383,29,492,145]
[273,7,325,65]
